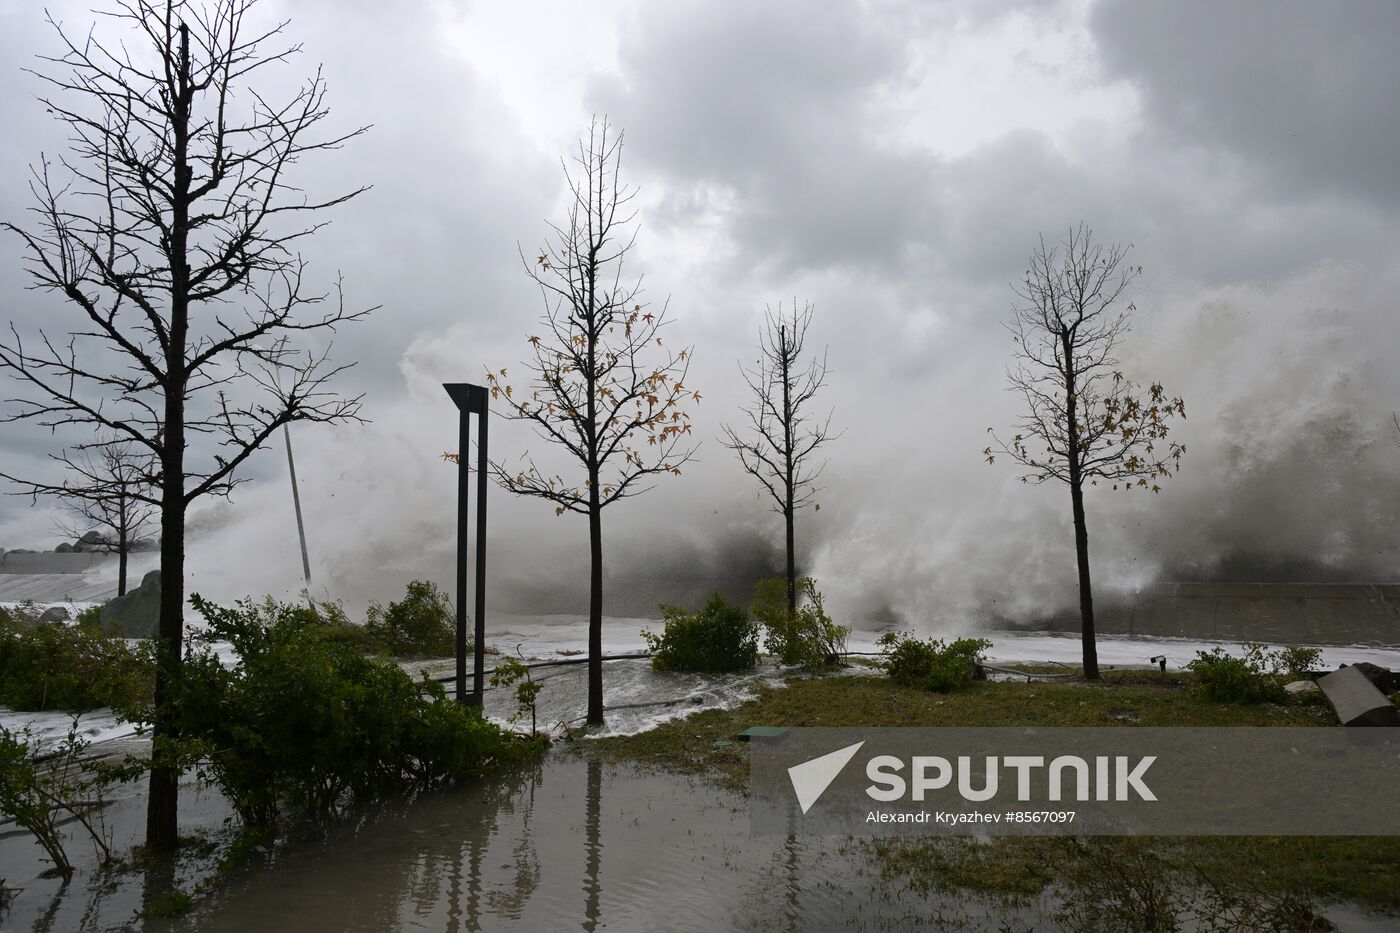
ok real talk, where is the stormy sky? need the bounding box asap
[1,0,1397,629]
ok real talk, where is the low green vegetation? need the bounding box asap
[140,888,195,919]
[878,631,992,692]
[74,603,105,628]
[0,603,153,711]
[0,580,462,717]
[1187,642,1322,704]
[489,655,543,734]
[752,577,849,669]
[867,834,1376,930]
[141,594,544,828]
[592,672,1330,792]
[364,579,457,658]
[643,592,760,673]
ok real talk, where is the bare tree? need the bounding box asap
[48,439,158,596]
[0,0,371,847]
[483,119,696,726]
[720,301,834,616]
[984,224,1185,680]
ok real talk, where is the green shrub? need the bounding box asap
[0,600,37,628]
[141,889,195,919]
[490,655,542,734]
[879,632,992,693]
[1187,643,1320,704]
[643,593,760,673]
[165,594,541,827]
[74,603,106,630]
[1273,645,1322,678]
[365,579,456,658]
[0,611,154,712]
[753,577,850,669]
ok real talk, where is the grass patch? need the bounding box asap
[592,672,1330,791]
[592,672,1395,918]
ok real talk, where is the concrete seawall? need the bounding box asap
[1001,582,1400,646]
[0,549,118,603]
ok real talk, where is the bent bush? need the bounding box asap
[166,595,540,827]
[644,593,760,673]
[0,723,114,880]
[365,579,456,658]
[880,632,992,693]
[753,577,850,669]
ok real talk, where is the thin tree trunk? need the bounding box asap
[587,498,603,725]
[780,325,796,617]
[1063,344,1099,681]
[147,21,190,851]
[784,505,796,617]
[146,444,184,848]
[117,529,128,597]
[1069,478,1099,680]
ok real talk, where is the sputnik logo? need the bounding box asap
[787,741,865,814]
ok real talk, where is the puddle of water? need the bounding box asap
[0,775,238,932]
[5,750,1399,932]
[153,754,1045,932]
[0,752,1041,932]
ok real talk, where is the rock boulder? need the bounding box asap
[98,569,160,638]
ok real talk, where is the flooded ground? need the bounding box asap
[5,750,1396,932]
[1,751,1053,932]
[6,617,1400,930]
[151,755,1044,932]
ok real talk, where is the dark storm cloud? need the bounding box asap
[582,0,1400,625]
[589,0,935,276]
[0,0,554,516]
[1,0,1398,623]
[1092,0,1400,206]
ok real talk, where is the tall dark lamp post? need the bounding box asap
[443,383,488,707]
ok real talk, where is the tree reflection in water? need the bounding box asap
[3,754,1052,931]
[582,757,602,932]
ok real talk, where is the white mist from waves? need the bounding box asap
[22,258,1394,639]
[802,260,1400,632]
[179,320,786,619]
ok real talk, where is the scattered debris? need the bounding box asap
[1316,666,1400,726]
[736,726,789,742]
[983,663,1075,682]
[1341,662,1399,695]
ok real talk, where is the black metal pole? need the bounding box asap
[473,394,488,707]
[284,425,312,591]
[457,408,473,706]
